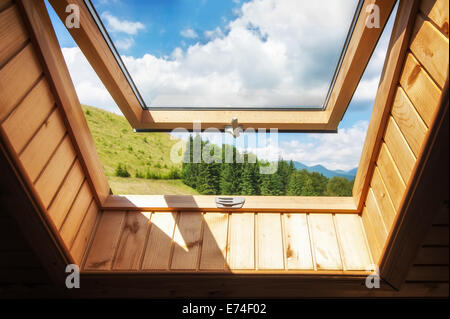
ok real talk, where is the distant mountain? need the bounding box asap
[292,162,357,181]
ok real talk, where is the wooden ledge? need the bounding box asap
[102,195,358,213]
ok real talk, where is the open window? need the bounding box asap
[45,0,398,201]
[49,0,397,132]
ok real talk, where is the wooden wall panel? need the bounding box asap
[84,211,125,270]
[34,135,76,208]
[308,214,342,270]
[383,116,416,184]
[257,213,284,270]
[171,212,203,270]
[47,160,85,228]
[59,181,94,247]
[70,200,100,264]
[0,44,42,123]
[0,5,28,68]
[420,0,449,37]
[335,214,372,271]
[399,53,441,127]
[2,78,55,154]
[390,87,427,157]
[113,212,150,270]
[370,167,397,229]
[141,212,177,270]
[228,213,255,270]
[361,0,448,291]
[199,213,228,270]
[0,0,104,269]
[283,214,314,270]
[410,15,449,88]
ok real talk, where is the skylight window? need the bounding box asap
[90,0,362,110]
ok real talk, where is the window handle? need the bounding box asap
[215,196,245,209]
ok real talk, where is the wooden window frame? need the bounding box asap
[19,0,418,215]
[48,0,397,132]
[10,0,448,295]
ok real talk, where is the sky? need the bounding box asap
[45,0,397,171]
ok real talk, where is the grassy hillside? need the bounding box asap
[107,176,199,195]
[82,105,198,195]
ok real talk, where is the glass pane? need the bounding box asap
[92,0,360,109]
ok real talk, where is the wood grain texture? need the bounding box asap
[335,214,372,270]
[84,211,126,270]
[2,78,55,154]
[370,167,397,230]
[70,200,99,265]
[380,78,448,289]
[363,189,388,263]
[200,213,228,270]
[171,212,203,270]
[0,4,28,67]
[0,44,42,122]
[228,213,255,270]
[47,160,85,228]
[48,0,142,127]
[400,53,441,127]
[352,0,420,209]
[283,214,314,270]
[390,87,428,157]
[59,181,93,247]
[19,0,110,205]
[325,0,397,128]
[81,211,374,276]
[257,213,284,270]
[308,214,342,270]
[383,116,416,184]
[420,0,449,37]
[19,108,66,183]
[410,15,449,88]
[376,143,406,211]
[34,135,76,208]
[102,194,357,213]
[361,206,383,264]
[141,212,177,270]
[113,212,150,270]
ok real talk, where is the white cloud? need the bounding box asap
[67,0,392,109]
[59,0,388,170]
[120,0,362,107]
[61,47,120,114]
[242,121,369,171]
[204,27,224,40]
[101,12,145,35]
[180,28,199,39]
[114,37,134,50]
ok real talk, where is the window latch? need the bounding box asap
[224,117,242,138]
[215,196,245,209]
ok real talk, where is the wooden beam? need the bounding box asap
[48,0,143,127]
[17,0,110,206]
[102,194,358,213]
[326,0,397,129]
[353,0,420,210]
[379,78,449,289]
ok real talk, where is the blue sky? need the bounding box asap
[46,0,397,171]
